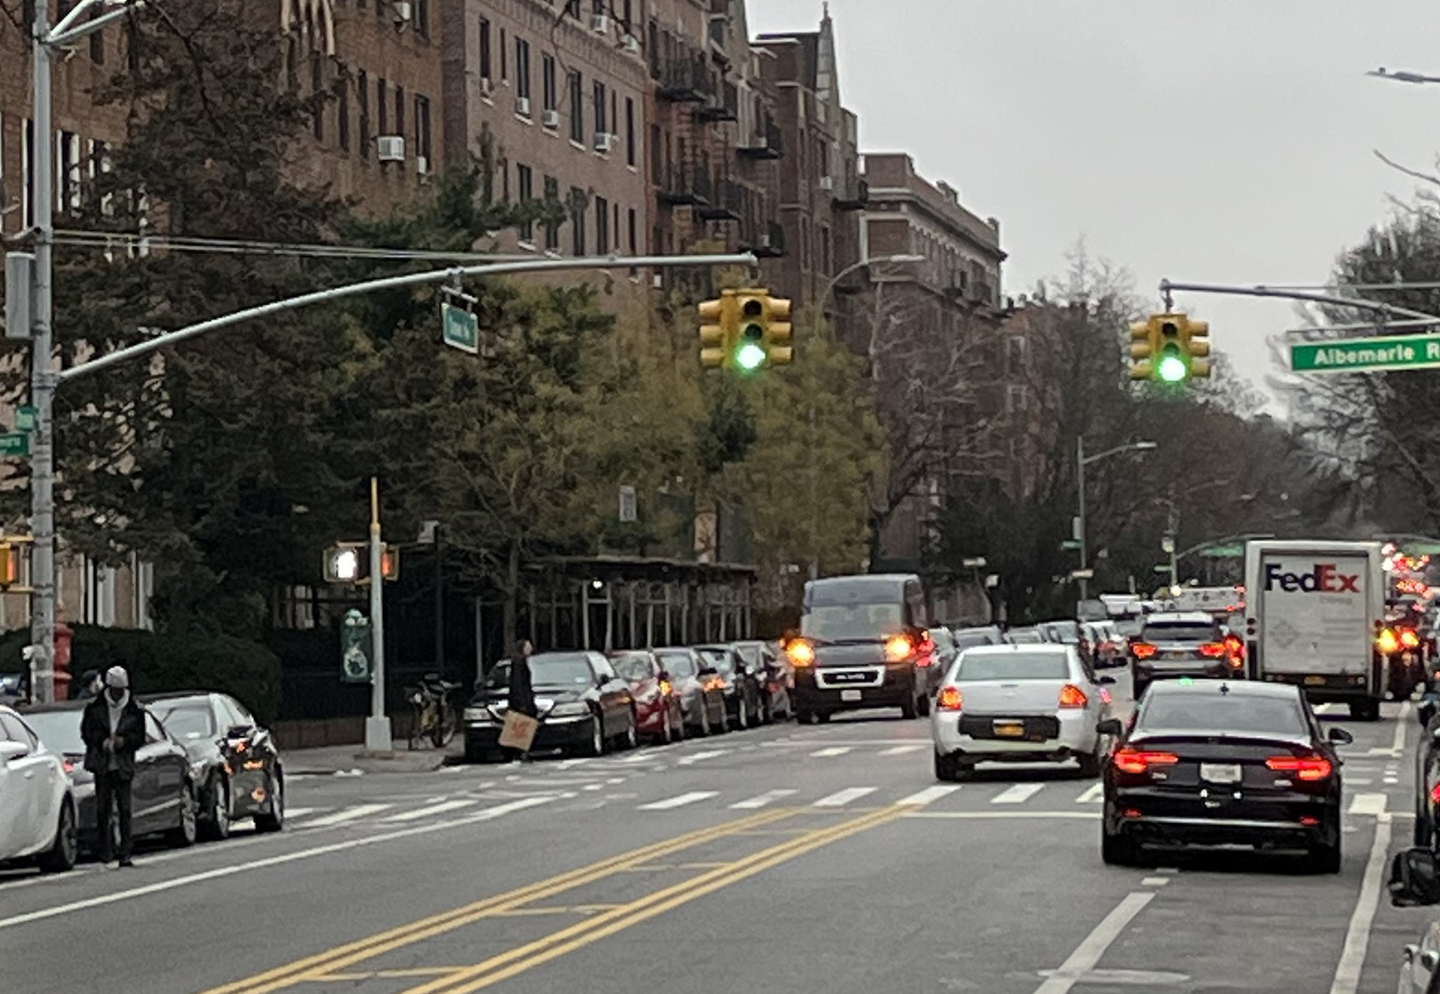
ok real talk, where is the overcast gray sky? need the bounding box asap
[748,0,1440,408]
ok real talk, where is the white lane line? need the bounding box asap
[0,797,556,931]
[1348,793,1388,816]
[896,785,961,807]
[637,791,719,811]
[879,745,925,756]
[729,789,799,810]
[614,753,652,764]
[1394,703,1412,754]
[810,746,853,758]
[283,807,317,820]
[1033,891,1155,994]
[675,749,730,767]
[1075,784,1103,804]
[992,784,1046,805]
[1140,877,1169,887]
[1329,814,1394,994]
[813,787,877,808]
[381,799,480,822]
[300,803,393,827]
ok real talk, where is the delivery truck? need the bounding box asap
[1243,539,1386,720]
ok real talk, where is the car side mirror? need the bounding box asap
[225,724,253,740]
[0,739,28,762]
[1097,675,1116,686]
[1097,718,1123,737]
[1391,848,1440,906]
[1327,727,1354,746]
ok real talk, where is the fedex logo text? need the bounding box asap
[1264,562,1360,593]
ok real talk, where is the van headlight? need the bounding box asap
[550,702,590,718]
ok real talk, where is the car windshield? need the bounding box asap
[529,655,596,687]
[611,653,655,682]
[153,703,216,741]
[655,652,697,678]
[733,644,763,666]
[1142,621,1217,643]
[697,649,735,674]
[801,603,904,640]
[956,651,1069,681]
[20,710,84,754]
[1139,692,1308,737]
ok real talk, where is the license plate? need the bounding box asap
[1304,676,1326,686]
[993,721,1026,738]
[1167,651,1189,660]
[840,689,862,702]
[1200,763,1242,783]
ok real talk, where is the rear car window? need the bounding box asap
[956,651,1069,681]
[1141,621,1218,643]
[611,653,654,682]
[655,652,697,678]
[955,632,996,649]
[1139,692,1308,737]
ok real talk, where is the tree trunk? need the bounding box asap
[501,540,520,651]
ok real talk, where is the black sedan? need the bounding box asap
[463,651,637,762]
[732,640,793,722]
[142,692,285,838]
[1100,679,1351,872]
[21,701,199,855]
[696,645,765,730]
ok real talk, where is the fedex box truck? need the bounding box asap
[1243,540,1386,720]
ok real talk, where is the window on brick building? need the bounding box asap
[414,0,429,36]
[311,55,324,141]
[628,209,637,254]
[568,71,584,143]
[593,81,607,139]
[479,18,492,82]
[358,70,370,158]
[625,98,636,166]
[571,188,587,255]
[414,94,431,172]
[515,38,531,105]
[516,164,533,242]
[500,29,508,82]
[595,197,610,254]
[543,176,560,250]
[337,74,351,152]
[542,54,557,113]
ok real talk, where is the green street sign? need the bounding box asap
[1200,544,1245,558]
[441,302,479,355]
[14,406,37,432]
[1408,543,1440,555]
[1061,539,1082,550]
[1153,565,1171,573]
[1290,333,1440,374]
[0,432,31,457]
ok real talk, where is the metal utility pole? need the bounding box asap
[432,523,444,673]
[365,477,389,753]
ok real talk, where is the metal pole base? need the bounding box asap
[363,715,393,754]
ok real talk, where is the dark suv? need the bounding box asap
[1129,611,1240,698]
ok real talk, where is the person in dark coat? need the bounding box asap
[505,639,536,762]
[80,666,146,867]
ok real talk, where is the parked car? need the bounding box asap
[1004,626,1048,645]
[696,645,765,730]
[1081,620,1125,668]
[0,704,77,873]
[142,691,285,838]
[609,650,685,743]
[931,644,1115,781]
[0,672,29,707]
[921,627,959,697]
[732,640,793,722]
[1039,620,1082,647]
[21,701,198,854]
[463,651,637,761]
[952,625,1004,651]
[653,648,728,736]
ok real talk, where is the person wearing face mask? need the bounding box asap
[80,666,146,867]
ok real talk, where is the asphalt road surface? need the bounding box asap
[2,673,1434,994]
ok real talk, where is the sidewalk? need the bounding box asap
[284,738,464,776]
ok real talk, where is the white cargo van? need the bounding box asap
[1243,540,1385,720]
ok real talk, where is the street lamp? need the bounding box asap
[821,253,926,307]
[1076,438,1158,600]
[1367,67,1440,85]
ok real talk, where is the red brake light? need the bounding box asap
[62,759,74,774]
[1429,782,1440,806]
[1111,748,1179,774]
[1198,643,1227,658]
[1402,629,1421,649]
[1132,642,1158,660]
[1058,684,1087,709]
[937,686,963,711]
[1265,755,1332,781]
[1378,628,1400,655]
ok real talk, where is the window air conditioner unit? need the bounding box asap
[591,13,611,33]
[817,175,834,191]
[515,95,532,117]
[416,155,429,175]
[377,135,405,161]
[542,108,561,129]
[594,132,614,152]
[621,34,641,55]
[392,1,412,24]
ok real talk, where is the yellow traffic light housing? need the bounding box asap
[1128,320,1154,381]
[0,543,17,588]
[766,295,793,366]
[1155,316,1188,383]
[1184,318,1211,378]
[698,297,731,369]
[735,292,769,371]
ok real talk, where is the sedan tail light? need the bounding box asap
[1377,628,1400,655]
[936,686,963,711]
[1058,684,1087,709]
[1429,782,1440,805]
[1132,642,1158,660]
[1111,748,1179,774]
[658,679,673,696]
[1265,755,1332,781]
[1198,643,1227,658]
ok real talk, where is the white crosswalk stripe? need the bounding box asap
[284,807,317,820]
[676,750,730,767]
[813,787,877,807]
[991,784,1045,805]
[810,747,853,758]
[879,745,925,756]
[639,791,719,810]
[301,803,393,827]
[382,799,481,822]
[896,785,960,807]
[730,789,799,809]
[1348,793,1388,816]
[1075,784,1103,804]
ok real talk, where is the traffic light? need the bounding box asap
[1128,319,1154,381]
[766,295,793,366]
[1184,318,1211,378]
[697,296,732,369]
[1155,316,1187,383]
[323,542,400,585]
[1131,312,1210,384]
[0,543,17,588]
[735,292,769,371]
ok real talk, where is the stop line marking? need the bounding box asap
[676,750,729,767]
[879,745,925,756]
[1075,785,1103,804]
[810,747,853,757]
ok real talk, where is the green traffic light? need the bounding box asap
[736,343,767,370]
[1157,351,1188,383]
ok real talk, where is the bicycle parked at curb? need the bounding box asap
[405,673,461,749]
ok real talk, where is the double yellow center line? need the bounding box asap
[195,805,904,994]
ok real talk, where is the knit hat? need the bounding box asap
[105,666,129,690]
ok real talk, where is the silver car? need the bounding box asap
[930,644,1115,781]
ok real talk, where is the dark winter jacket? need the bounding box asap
[80,696,146,778]
[507,656,537,718]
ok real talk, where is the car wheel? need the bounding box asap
[166,782,198,848]
[464,736,490,764]
[816,711,832,724]
[697,703,712,737]
[37,800,77,873]
[1309,837,1342,874]
[736,697,750,731]
[584,715,606,757]
[1077,737,1104,779]
[202,775,232,842]
[1101,824,1139,867]
[255,772,285,833]
[934,750,962,782]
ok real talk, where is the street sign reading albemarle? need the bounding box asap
[1290,333,1440,374]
